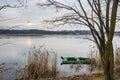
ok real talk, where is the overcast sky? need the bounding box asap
[0,0,120,31]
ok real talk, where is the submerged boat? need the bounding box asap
[61,56,93,65]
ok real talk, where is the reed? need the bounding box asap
[115,48,120,66]
[20,46,57,80]
[88,48,104,80]
[89,48,102,73]
[114,48,120,79]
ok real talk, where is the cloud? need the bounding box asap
[0,0,65,29]
[0,0,119,31]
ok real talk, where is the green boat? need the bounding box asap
[61,56,92,65]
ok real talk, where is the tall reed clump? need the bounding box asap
[88,47,104,80]
[89,47,102,72]
[115,48,120,66]
[114,47,120,79]
[22,46,57,79]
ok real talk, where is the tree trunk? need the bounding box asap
[104,43,114,80]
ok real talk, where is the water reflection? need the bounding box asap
[26,37,32,46]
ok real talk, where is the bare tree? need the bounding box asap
[38,0,120,80]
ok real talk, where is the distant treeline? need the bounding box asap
[0,29,92,35]
[0,29,120,35]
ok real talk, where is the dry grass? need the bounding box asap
[87,49,104,80]
[115,48,120,66]
[18,46,57,80]
[114,48,120,80]
[0,63,5,73]
[88,48,102,74]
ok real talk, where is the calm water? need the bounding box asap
[0,35,120,79]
